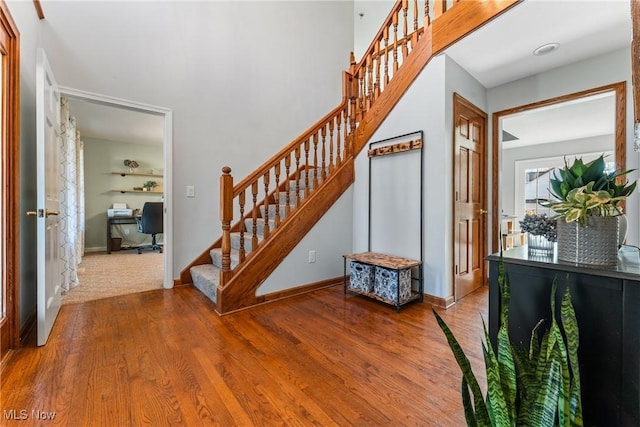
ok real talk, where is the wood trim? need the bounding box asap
[490,81,627,253]
[33,0,45,20]
[422,293,455,309]
[632,0,639,123]
[216,159,355,314]
[0,0,20,365]
[19,307,36,343]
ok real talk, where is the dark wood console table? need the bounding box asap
[487,246,640,426]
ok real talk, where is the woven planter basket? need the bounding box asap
[557,216,619,266]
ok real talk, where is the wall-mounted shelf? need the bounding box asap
[112,171,163,178]
[112,190,163,194]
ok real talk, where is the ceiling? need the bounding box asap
[66,1,632,147]
[66,97,164,146]
[444,0,631,147]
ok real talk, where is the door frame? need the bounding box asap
[452,93,488,301]
[59,86,174,289]
[0,0,20,366]
[490,82,626,254]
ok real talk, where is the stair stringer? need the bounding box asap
[216,159,354,314]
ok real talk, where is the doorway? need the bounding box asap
[59,87,174,297]
[453,93,488,301]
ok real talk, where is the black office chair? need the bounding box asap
[137,202,163,254]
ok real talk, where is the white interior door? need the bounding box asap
[35,49,62,346]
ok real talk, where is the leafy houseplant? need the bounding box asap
[433,258,582,426]
[541,155,636,226]
[143,180,157,191]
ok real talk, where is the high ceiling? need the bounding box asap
[67,1,632,146]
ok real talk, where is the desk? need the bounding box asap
[107,215,139,253]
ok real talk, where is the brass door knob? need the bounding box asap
[478,209,488,215]
[45,210,60,217]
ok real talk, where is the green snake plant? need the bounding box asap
[433,259,582,426]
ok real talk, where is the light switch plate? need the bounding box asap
[186,185,195,198]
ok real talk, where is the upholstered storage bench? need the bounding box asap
[349,261,375,292]
[342,252,423,312]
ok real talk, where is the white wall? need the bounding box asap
[84,137,163,250]
[352,53,487,300]
[501,134,614,217]
[9,0,354,326]
[488,47,638,246]
[353,1,394,60]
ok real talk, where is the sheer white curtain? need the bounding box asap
[60,97,85,292]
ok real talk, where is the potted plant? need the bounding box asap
[519,212,557,255]
[142,180,157,191]
[433,258,582,425]
[540,155,636,265]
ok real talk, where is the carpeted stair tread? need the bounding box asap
[210,247,241,269]
[190,263,219,303]
[230,231,262,252]
[244,218,276,236]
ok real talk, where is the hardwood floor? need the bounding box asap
[1,285,487,426]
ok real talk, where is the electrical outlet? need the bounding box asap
[186,185,195,198]
[308,250,316,263]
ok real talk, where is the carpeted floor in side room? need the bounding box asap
[62,249,164,305]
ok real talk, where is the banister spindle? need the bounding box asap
[328,119,335,172]
[321,126,327,181]
[251,181,259,253]
[374,52,381,99]
[263,171,270,239]
[220,167,233,281]
[359,67,366,115]
[392,12,399,73]
[274,163,281,227]
[284,155,292,217]
[366,55,373,109]
[383,26,390,86]
[425,0,431,27]
[313,133,319,188]
[304,139,311,197]
[238,189,246,261]
[413,0,418,33]
[402,0,409,60]
[294,146,301,206]
[336,112,343,167]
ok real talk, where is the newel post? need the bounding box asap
[220,166,233,285]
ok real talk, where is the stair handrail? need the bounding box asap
[218,0,464,283]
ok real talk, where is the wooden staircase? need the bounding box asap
[179,0,520,314]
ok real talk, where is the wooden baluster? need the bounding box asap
[335,112,343,167]
[312,133,319,188]
[251,181,259,254]
[412,0,419,46]
[294,146,301,206]
[374,52,381,99]
[238,189,246,262]
[220,167,233,284]
[304,139,310,198]
[348,98,356,157]
[425,0,431,27]
[274,163,281,227]
[366,55,373,108]
[383,26,390,86]
[321,125,327,180]
[392,12,399,73]
[359,67,366,114]
[328,118,335,172]
[262,172,270,239]
[402,0,409,60]
[284,155,292,217]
